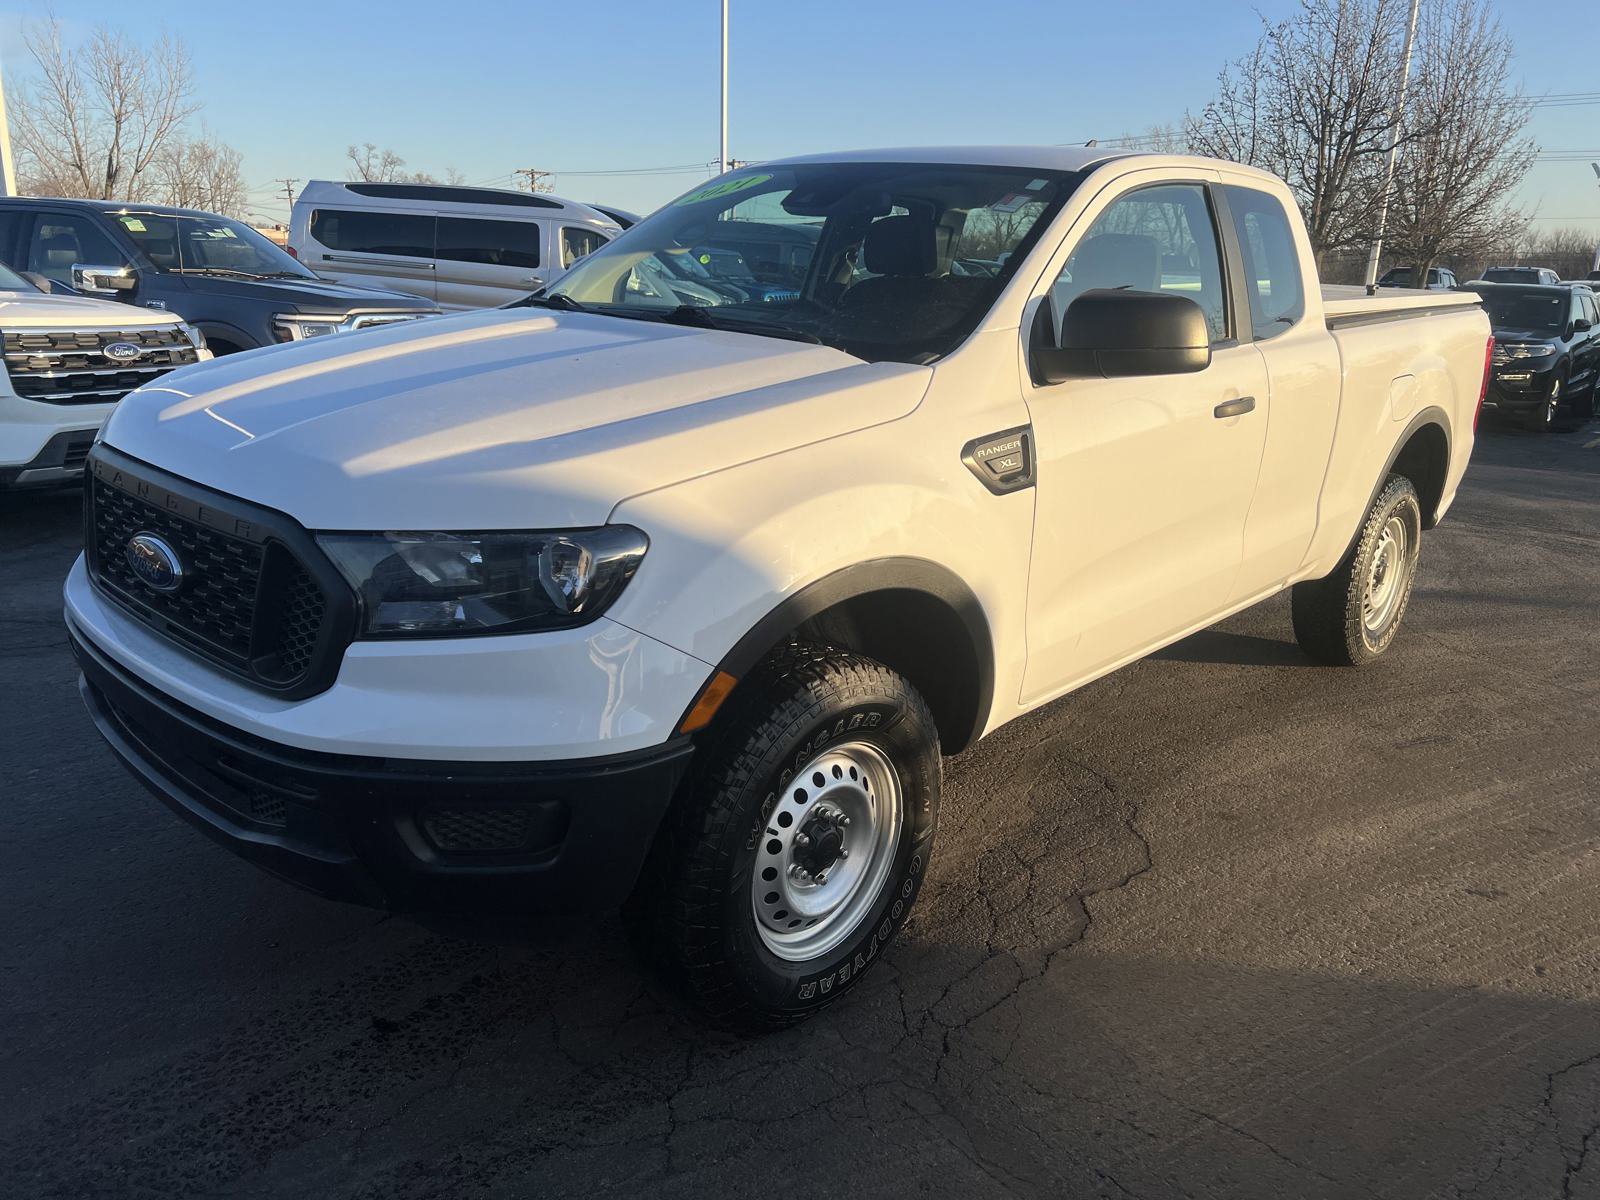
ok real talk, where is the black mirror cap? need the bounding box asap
[1033,288,1212,383]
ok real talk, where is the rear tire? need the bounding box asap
[1291,474,1423,666]
[627,643,940,1031]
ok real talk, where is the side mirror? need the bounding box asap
[1032,288,1212,383]
[1574,318,1592,334]
[71,263,137,296]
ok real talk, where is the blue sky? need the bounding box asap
[4,0,1598,235]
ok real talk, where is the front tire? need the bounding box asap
[1526,374,1563,432]
[629,644,940,1031]
[1291,474,1423,666]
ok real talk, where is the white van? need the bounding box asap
[288,182,622,310]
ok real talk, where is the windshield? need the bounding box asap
[539,162,1078,362]
[113,212,314,279]
[1381,268,1413,286]
[1471,288,1567,334]
[0,259,36,291]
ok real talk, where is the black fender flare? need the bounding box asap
[708,557,996,754]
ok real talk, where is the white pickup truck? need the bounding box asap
[0,262,206,489]
[65,147,1490,1028]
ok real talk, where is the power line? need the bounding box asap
[275,178,298,209]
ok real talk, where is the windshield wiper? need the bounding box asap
[166,267,267,279]
[515,292,588,312]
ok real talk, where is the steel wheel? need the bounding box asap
[1361,514,1411,635]
[751,740,904,962]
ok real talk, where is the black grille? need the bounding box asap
[421,807,535,854]
[92,476,262,664]
[5,326,200,405]
[85,448,351,696]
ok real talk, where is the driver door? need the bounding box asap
[1020,178,1268,703]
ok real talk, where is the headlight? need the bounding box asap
[272,314,347,342]
[316,527,649,638]
[1496,343,1556,360]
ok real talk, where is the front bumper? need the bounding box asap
[1483,364,1560,413]
[71,622,694,912]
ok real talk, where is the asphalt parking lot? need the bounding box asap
[3,418,1598,1200]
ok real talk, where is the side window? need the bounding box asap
[27,214,128,285]
[1572,293,1586,329]
[1052,183,1228,341]
[1582,292,1598,326]
[0,211,29,268]
[435,217,541,269]
[309,209,434,258]
[1221,186,1305,340]
[561,226,606,269]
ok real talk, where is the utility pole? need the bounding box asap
[514,167,553,193]
[0,43,17,196]
[1363,0,1422,294]
[276,178,298,211]
[719,0,729,173]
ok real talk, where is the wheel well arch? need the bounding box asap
[1388,412,1450,530]
[709,559,995,755]
[192,322,258,355]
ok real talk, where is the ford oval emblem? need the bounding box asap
[103,341,144,363]
[125,533,184,593]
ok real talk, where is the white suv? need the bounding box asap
[0,262,206,490]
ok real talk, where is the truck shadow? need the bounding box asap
[1150,628,1314,668]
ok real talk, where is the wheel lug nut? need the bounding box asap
[840,816,851,827]
[795,833,810,848]
[838,848,849,860]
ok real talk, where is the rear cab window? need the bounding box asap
[1221,186,1305,340]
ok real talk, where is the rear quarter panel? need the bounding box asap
[1301,304,1488,577]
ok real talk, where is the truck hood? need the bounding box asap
[102,307,932,529]
[0,289,182,329]
[178,273,438,312]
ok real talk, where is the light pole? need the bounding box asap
[1364,0,1423,293]
[1591,163,1600,275]
[0,47,16,197]
[719,0,729,174]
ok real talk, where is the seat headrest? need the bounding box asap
[863,214,936,277]
[1071,233,1161,293]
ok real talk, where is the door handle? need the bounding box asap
[522,275,545,287]
[1214,396,1256,419]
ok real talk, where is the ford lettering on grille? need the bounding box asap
[103,341,145,363]
[125,533,185,592]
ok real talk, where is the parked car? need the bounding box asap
[1480,266,1562,285]
[586,204,641,230]
[289,181,622,310]
[0,199,440,356]
[0,258,208,489]
[1377,266,1460,290]
[67,146,1487,1029]
[1468,281,1600,430]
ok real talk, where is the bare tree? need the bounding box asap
[1383,0,1536,282]
[347,143,464,186]
[152,128,248,217]
[10,16,196,199]
[1187,0,1413,268]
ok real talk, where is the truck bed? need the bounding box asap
[1321,284,1482,327]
